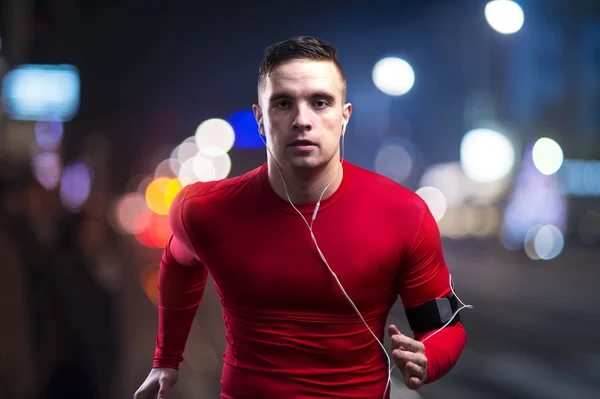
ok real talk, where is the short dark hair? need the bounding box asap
[258,36,347,101]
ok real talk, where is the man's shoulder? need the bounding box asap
[181,165,262,204]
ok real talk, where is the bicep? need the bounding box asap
[397,204,451,309]
[167,185,202,267]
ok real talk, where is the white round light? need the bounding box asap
[460,128,516,183]
[416,186,447,222]
[531,137,563,175]
[485,0,525,35]
[374,143,413,183]
[194,118,235,156]
[372,57,415,96]
[533,225,564,260]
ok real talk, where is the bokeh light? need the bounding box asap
[211,153,233,180]
[31,152,62,190]
[145,177,174,215]
[485,0,525,35]
[559,159,600,197]
[524,224,564,260]
[416,186,447,222]
[195,118,235,156]
[59,161,93,212]
[164,178,184,209]
[460,128,516,183]
[193,154,218,182]
[532,137,563,175]
[374,143,413,183]
[227,110,264,149]
[372,57,415,96]
[173,139,198,167]
[34,120,63,151]
[134,212,172,248]
[140,265,160,306]
[115,192,150,234]
[155,158,178,178]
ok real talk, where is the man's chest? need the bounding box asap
[194,212,403,313]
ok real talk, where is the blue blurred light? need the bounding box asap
[1,64,80,122]
[35,119,64,151]
[226,110,264,149]
[60,161,92,212]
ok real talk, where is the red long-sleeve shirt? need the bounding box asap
[153,161,466,398]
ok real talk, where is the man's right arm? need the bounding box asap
[153,185,208,370]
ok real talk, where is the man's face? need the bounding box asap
[253,60,352,171]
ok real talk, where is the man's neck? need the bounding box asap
[267,158,344,205]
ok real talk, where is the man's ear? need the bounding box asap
[342,103,352,135]
[252,104,265,135]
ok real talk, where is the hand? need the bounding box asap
[387,324,427,390]
[133,367,178,399]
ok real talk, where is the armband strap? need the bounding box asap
[405,294,461,333]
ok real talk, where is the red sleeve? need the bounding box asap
[397,202,467,383]
[153,186,209,370]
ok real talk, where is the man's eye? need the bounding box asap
[275,101,289,108]
[314,100,329,108]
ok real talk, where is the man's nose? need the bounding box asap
[292,104,312,131]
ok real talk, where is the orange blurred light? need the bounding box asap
[145,177,172,215]
[148,213,172,248]
[133,211,172,248]
[140,265,160,306]
[164,178,183,208]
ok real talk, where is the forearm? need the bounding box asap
[415,322,466,383]
[153,247,208,370]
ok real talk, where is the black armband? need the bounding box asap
[405,294,461,333]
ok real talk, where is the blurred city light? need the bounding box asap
[164,178,183,208]
[134,212,172,248]
[31,152,62,190]
[460,128,516,183]
[59,160,93,212]
[501,145,566,251]
[145,177,177,215]
[1,64,80,122]
[532,137,563,175]
[178,157,201,186]
[438,204,500,238]
[114,192,150,234]
[372,57,415,96]
[192,153,218,182]
[34,120,63,151]
[211,153,233,180]
[194,118,235,156]
[154,159,178,179]
[558,159,600,197]
[173,138,198,165]
[484,0,525,35]
[227,110,264,149]
[416,186,447,222]
[374,142,413,183]
[140,265,160,306]
[420,162,511,206]
[524,224,564,260]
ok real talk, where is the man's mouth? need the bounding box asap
[289,139,317,147]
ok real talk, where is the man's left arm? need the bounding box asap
[390,201,467,388]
